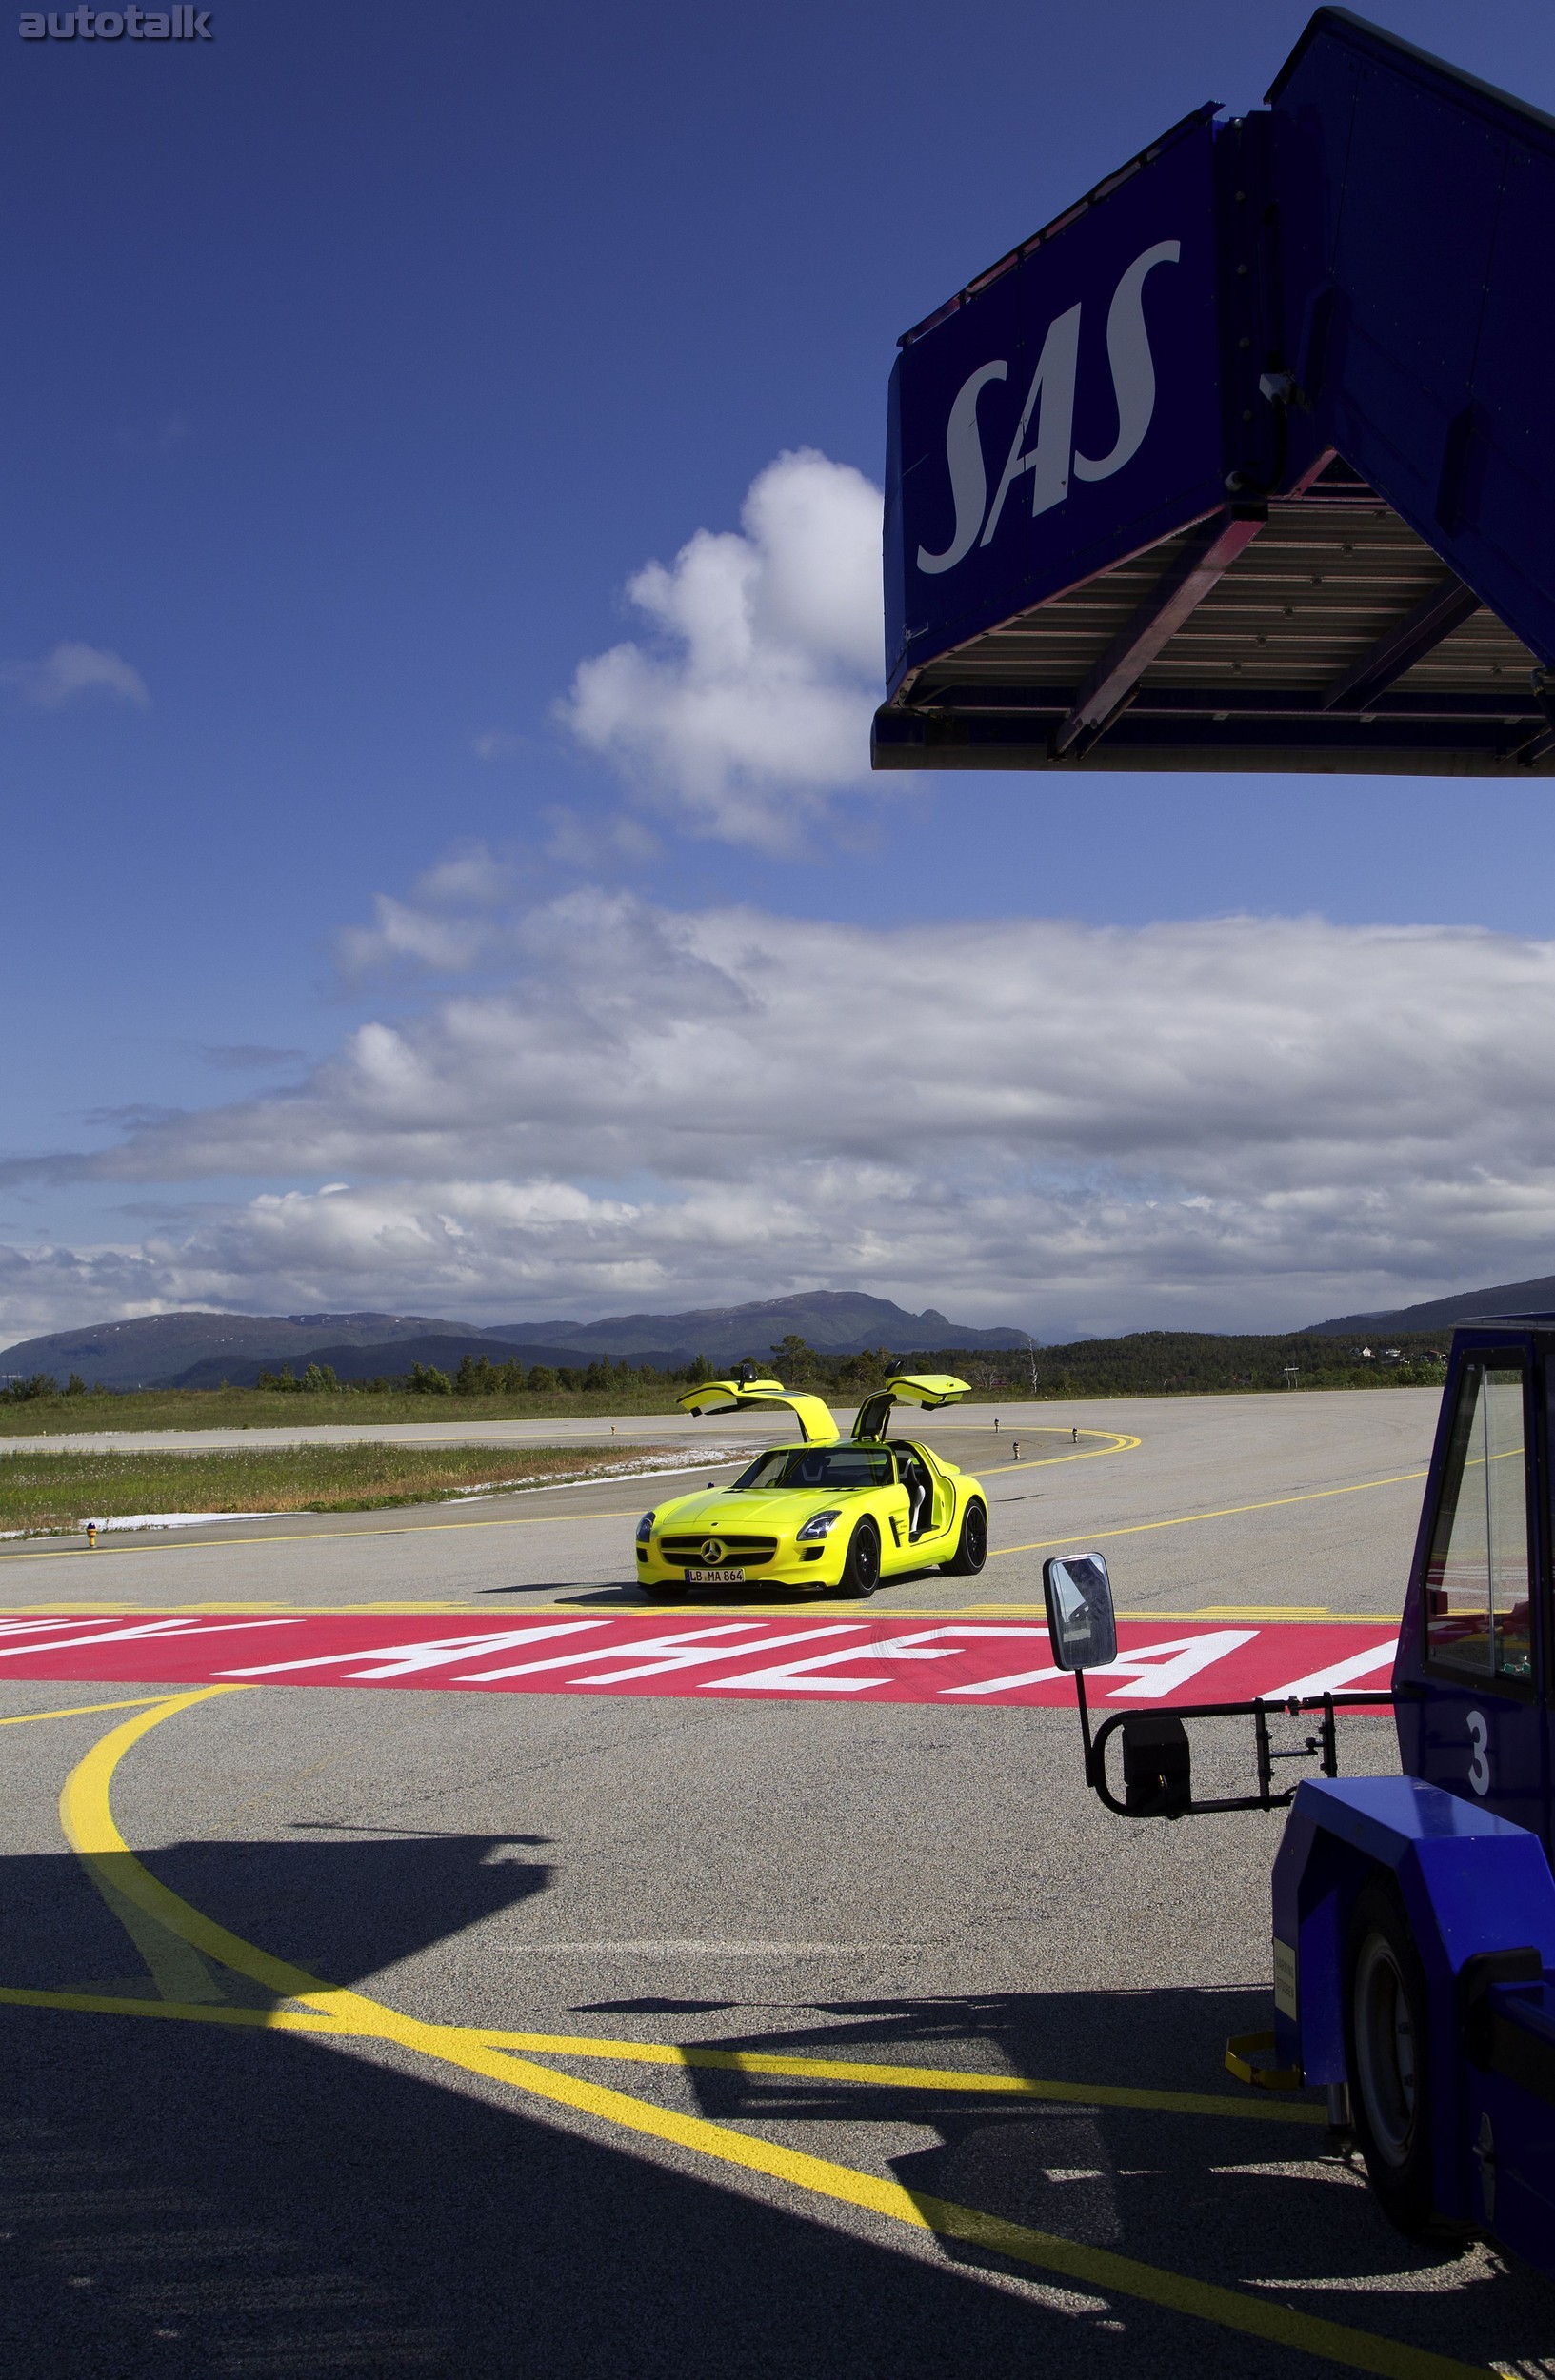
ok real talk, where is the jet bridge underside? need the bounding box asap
[874,10,1555,777]
[874,462,1553,774]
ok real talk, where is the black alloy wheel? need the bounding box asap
[1344,1876,1455,2237]
[945,1497,988,1576]
[839,1518,881,1597]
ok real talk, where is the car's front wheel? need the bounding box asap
[837,1518,881,1597]
[944,1498,988,1576]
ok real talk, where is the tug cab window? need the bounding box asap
[1425,1357,1532,1684]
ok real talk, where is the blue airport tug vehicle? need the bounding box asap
[1047,1319,1555,2271]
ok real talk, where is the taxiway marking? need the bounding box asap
[21,1689,1485,2380]
[0,1609,1398,1708]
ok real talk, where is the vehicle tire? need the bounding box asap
[944,1498,988,1576]
[1344,1876,1454,2238]
[638,1577,685,1601]
[838,1519,881,1598]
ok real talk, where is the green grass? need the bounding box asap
[0,1385,689,1437]
[0,1441,677,1537]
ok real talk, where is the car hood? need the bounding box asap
[651,1490,847,1534]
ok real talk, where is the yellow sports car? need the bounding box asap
[634,1373,988,1597]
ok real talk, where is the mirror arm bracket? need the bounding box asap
[1075,1667,1096,1788]
[1082,1691,1396,1819]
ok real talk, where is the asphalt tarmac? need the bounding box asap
[0,1388,1544,2378]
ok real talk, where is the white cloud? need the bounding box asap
[3,642,150,709]
[560,449,885,848]
[10,895,1555,1342]
[335,894,491,978]
[334,845,526,978]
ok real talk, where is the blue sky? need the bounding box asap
[6,0,1555,1346]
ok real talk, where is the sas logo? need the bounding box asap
[917,240,1180,576]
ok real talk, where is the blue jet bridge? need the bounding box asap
[874,9,1555,775]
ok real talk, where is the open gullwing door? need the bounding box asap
[851,1374,972,1442]
[674,1378,840,1446]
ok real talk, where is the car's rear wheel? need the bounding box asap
[1345,1876,1455,2238]
[944,1498,988,1576]
[838,1519,881,1597]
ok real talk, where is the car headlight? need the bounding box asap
[636,1511,655,1543]
[796,1509,841,1541]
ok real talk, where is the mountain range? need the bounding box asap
[1307,1272,1555,1336]
[0,1291,1032,1392]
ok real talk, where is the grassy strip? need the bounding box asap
[0,1443,679,1536]
[0,1387,688,1438]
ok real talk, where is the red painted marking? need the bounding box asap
[0,1613,1399,1708]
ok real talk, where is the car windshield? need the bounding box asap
[733,1447,895,1492]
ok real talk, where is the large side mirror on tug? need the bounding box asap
[1042,1554,1394,1819]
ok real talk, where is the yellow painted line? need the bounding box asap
[982,1432,1141,1474]
[473,2032,1326,2123]
[0,1507,648,1562]
[0,1695,181,1728]
[43,1691,1487,2378]
[955,1604,1400,1624]
[0,1980,1321,2126]
[990,1467,1429,1559]
[0,1601,594,1616]
[0,1600,1399,1623]
[0,1984,350,2028]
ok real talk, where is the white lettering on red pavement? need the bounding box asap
[0,1616,296,1660]
[942,1628,1258,1701]
[1256,1639,1399,1700]
[0,1612,1399,1710]
[225,1621,609,1680]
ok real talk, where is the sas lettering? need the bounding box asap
[916,239,1180,576]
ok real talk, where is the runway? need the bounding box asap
[0,1386,1538,2379]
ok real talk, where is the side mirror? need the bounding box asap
[1042,1553,1118,1671]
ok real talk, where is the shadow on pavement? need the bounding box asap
[665,1985,1555,2370]
[2,1845,1548,2376]
[0,1998,1269,2380]
[0,1835,550,2003]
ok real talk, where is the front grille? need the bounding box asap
[660,1534,778,1568]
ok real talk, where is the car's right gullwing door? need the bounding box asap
[851,1374,971,1441]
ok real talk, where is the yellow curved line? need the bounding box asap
[983,1431,1141,1476]
[41,1691,1487,2378]
[990,1466,1429,1558]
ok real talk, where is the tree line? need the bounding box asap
[4,1326,1452,1405]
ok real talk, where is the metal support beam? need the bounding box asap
[1320,573,1481,711]
[1050,508,1266,757]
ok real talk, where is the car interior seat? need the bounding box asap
[900,1452,927,1539]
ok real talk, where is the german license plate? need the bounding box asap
[686,1567,745,1585]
